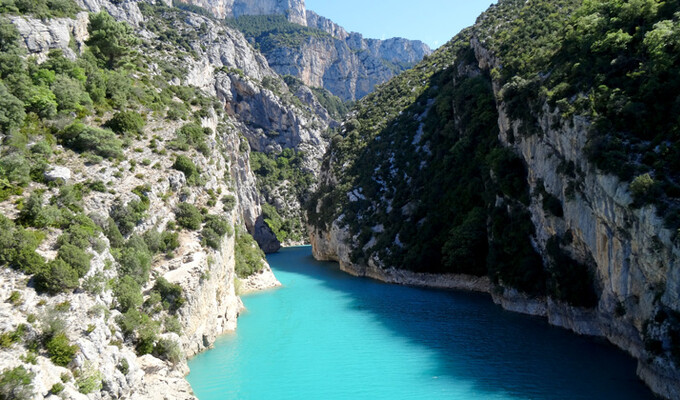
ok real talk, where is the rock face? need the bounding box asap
[262,11,431,101]
[308,5,680,400]
[175,0,307,24]
[0,0,329,397]
[179,0,431,100]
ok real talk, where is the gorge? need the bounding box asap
[0,0,678,399]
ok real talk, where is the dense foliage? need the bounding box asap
[480,0,680,229]
[310,6,602,304]
[225,15,331,52]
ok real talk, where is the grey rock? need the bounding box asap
[44,166,72,182]
[253,215,281,253]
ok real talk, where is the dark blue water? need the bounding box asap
[187,246,654,399]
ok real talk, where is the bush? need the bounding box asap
[142,229,179,254]
[0,366,34,400]
[57,244,91,278]
[152,277,185,313]
[45,332,77,367]
[0,81,25,135]
[153,338,182,364]
[75,368,102,394]
[113,275,142,312]
[170,123,210,155]
[630,173,657,203]
[49,382,64,394]
[35,259,79,294]
[175,203,202,230]
[172,155,201,185]
[116,235,152,285]
[234,227,265,278]
[222,195,236,212]
[105,111,145,136]
[110,198,149,236]
[202,214,231,249]
[0,215,45,274]
[59,122,123,159]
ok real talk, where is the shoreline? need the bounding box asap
[326,257,679,400]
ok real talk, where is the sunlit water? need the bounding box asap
[187,246,654,400]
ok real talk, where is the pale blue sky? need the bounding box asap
[304,0,496,49]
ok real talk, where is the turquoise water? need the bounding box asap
[187,246,654,400]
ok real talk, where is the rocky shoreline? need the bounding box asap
[310,231,679,399]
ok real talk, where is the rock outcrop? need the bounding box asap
[180,0,431,100]
[175,0,307,24]
[307,3,680,399]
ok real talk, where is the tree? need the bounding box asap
[35,259,79,294]
[0,82,25,134]
[86,11,137,68]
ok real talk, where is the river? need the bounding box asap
[187,246,654,399]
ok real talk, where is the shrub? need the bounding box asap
[35,259,79,294]
[153,338,182,364]
[45,332,77,367]
[152,277,185,313]
[164,316,181,335]
[49,382,64,394]
[170,123,210,155]
[172,155,201,185]
[142,229,179,254]
[75,368,102,394]
[0,152,31,186]
[0,366,34,400]
[59,122,123,159]
[222,195,236,212]
[105,111,145,136]
[0,81,25,135]
[57,244,91,278]
[116,235,152,285]
[110,198,149,236]
[113,275,142,312]
[630,173,657,203]
[234,227,265,278]
[175,203,202,230]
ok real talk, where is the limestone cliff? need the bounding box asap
[180,0,431,101]
[307,1,680,398]
[175,0,307,24]
[0,0,361,397]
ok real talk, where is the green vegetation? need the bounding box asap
[249,149,313,242]
[45,332,78,366]
[0,366,33,400]
[225,15,331,52]
[282,75,351,120]
[0,0,80,19]
[169,123,210,155]
[172,155,202,185]
[75,367,102,394]
[152,277,185,313]
[310,30,567,298]
[86,11,138,69]
[105,110,145,136]
[202,214,232,249]
[478,0,680,228]
[234,226,265,277]
[175,202,202,230]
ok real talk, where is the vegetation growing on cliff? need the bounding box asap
[226,14,332,52]
[479,0,680,229]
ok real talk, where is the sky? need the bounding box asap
[304,0,497,49]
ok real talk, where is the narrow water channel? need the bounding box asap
[187,246,654,399]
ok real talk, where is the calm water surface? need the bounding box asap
[187,246,654,400]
